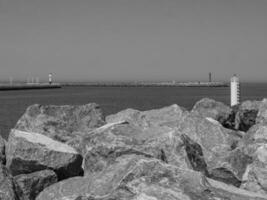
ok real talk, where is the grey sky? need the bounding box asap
[0,0,267,82]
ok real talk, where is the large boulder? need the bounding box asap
[15,103,105,142]
[177,113,251,187]
[0,163,17,200]
[191,98,232,123]
[14,170,57,200]
[106,104,187,128]
[36,157,267,200]
[69,120,189,175]
[0,134,6,164]
[240,123,267,194]
[67,105,189,175]
[6,129,83,180]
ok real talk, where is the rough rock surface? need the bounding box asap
[14,170,57,200]
[0,163,17,200]
[177,113,250,187]
[234,100,261,132]
[6,129,83,179]
[240,123,267,194]
[36,157,267,200]
[9,101,267,199]
[15,103,105,142]
[256,99,267,124]
[0,134,6,164]
[73,120,189,175]
[191,98,232,123]
[106,104,187,128]
[67,104,189,175]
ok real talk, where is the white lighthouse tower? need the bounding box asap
[49,73,53,85]
[230,74,240,106]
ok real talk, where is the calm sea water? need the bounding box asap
[0,83,266,139]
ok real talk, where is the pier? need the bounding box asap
[0,83,61,91]
[62,81,229,87]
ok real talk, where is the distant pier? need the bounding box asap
[0,83,61,91]
[62,81,229,87]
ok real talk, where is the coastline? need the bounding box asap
[0,83,61,91]
[61,81,229,87]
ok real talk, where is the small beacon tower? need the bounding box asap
[230,74,240,107]
[49,73,53,85]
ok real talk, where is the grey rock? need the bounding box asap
[0,134,6,164]
[240,123,267,194]
[0,163,17,200]
[106,104,187,128]
[6,129,83,180]
[15,103,105,142]
[235,100,261,132]
[256,99,267,124]
[36,157,267,200]
[14,170,58,200]
[191,98,232,123]
[70,120,189,175]
[177,113,250,187]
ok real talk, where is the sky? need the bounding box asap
[0,0,267,82]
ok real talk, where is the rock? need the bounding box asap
[14,170,57,200]
[36,157,267,200]
[240,124,267,194]
[257,99,267,124]
[0,134,6,164]
[15,103,105,142]
[0,163,17,200]
[67,105,189,176]
[177,113,250,187]
[191,98,232,124]
[234,100,261,132]
[70,120,189,175]
[6,129,83,180]
[106,104,187,128]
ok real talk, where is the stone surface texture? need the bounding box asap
[0,163,17,200]
[14,169,57,200]
[15,103,105,142]
[4,100,267,200]
[6,129,83,179]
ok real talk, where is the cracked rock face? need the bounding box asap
[0,134,6,164]
[256,99,267,124]
[6,129,83,180]
[191,98,232,124]
[235,100,260,132]
[8,101,267,199]
[80,121,189,176]
[15,103,105,143]
[36,157,267,200]
[177,113,251,187]
[14,169,57,200]
[106,104,187,129]
[0,163,17,200]
[240,124,267,195]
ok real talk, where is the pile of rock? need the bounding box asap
[1,99,267,199]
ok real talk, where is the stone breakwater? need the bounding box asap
[1,98,267,199]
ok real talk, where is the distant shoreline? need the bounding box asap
[0,83,61,91]
[62,82,229,87]
[0,82,229,90]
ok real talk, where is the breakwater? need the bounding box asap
[0,84,61,91]
[1,98,267,199]
[62,81,229,87]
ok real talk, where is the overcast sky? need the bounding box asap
[0,0,267,82]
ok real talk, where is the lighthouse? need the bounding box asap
[49,73,53,85]
[230,74,240,107]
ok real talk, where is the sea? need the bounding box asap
[0,82,267,139]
